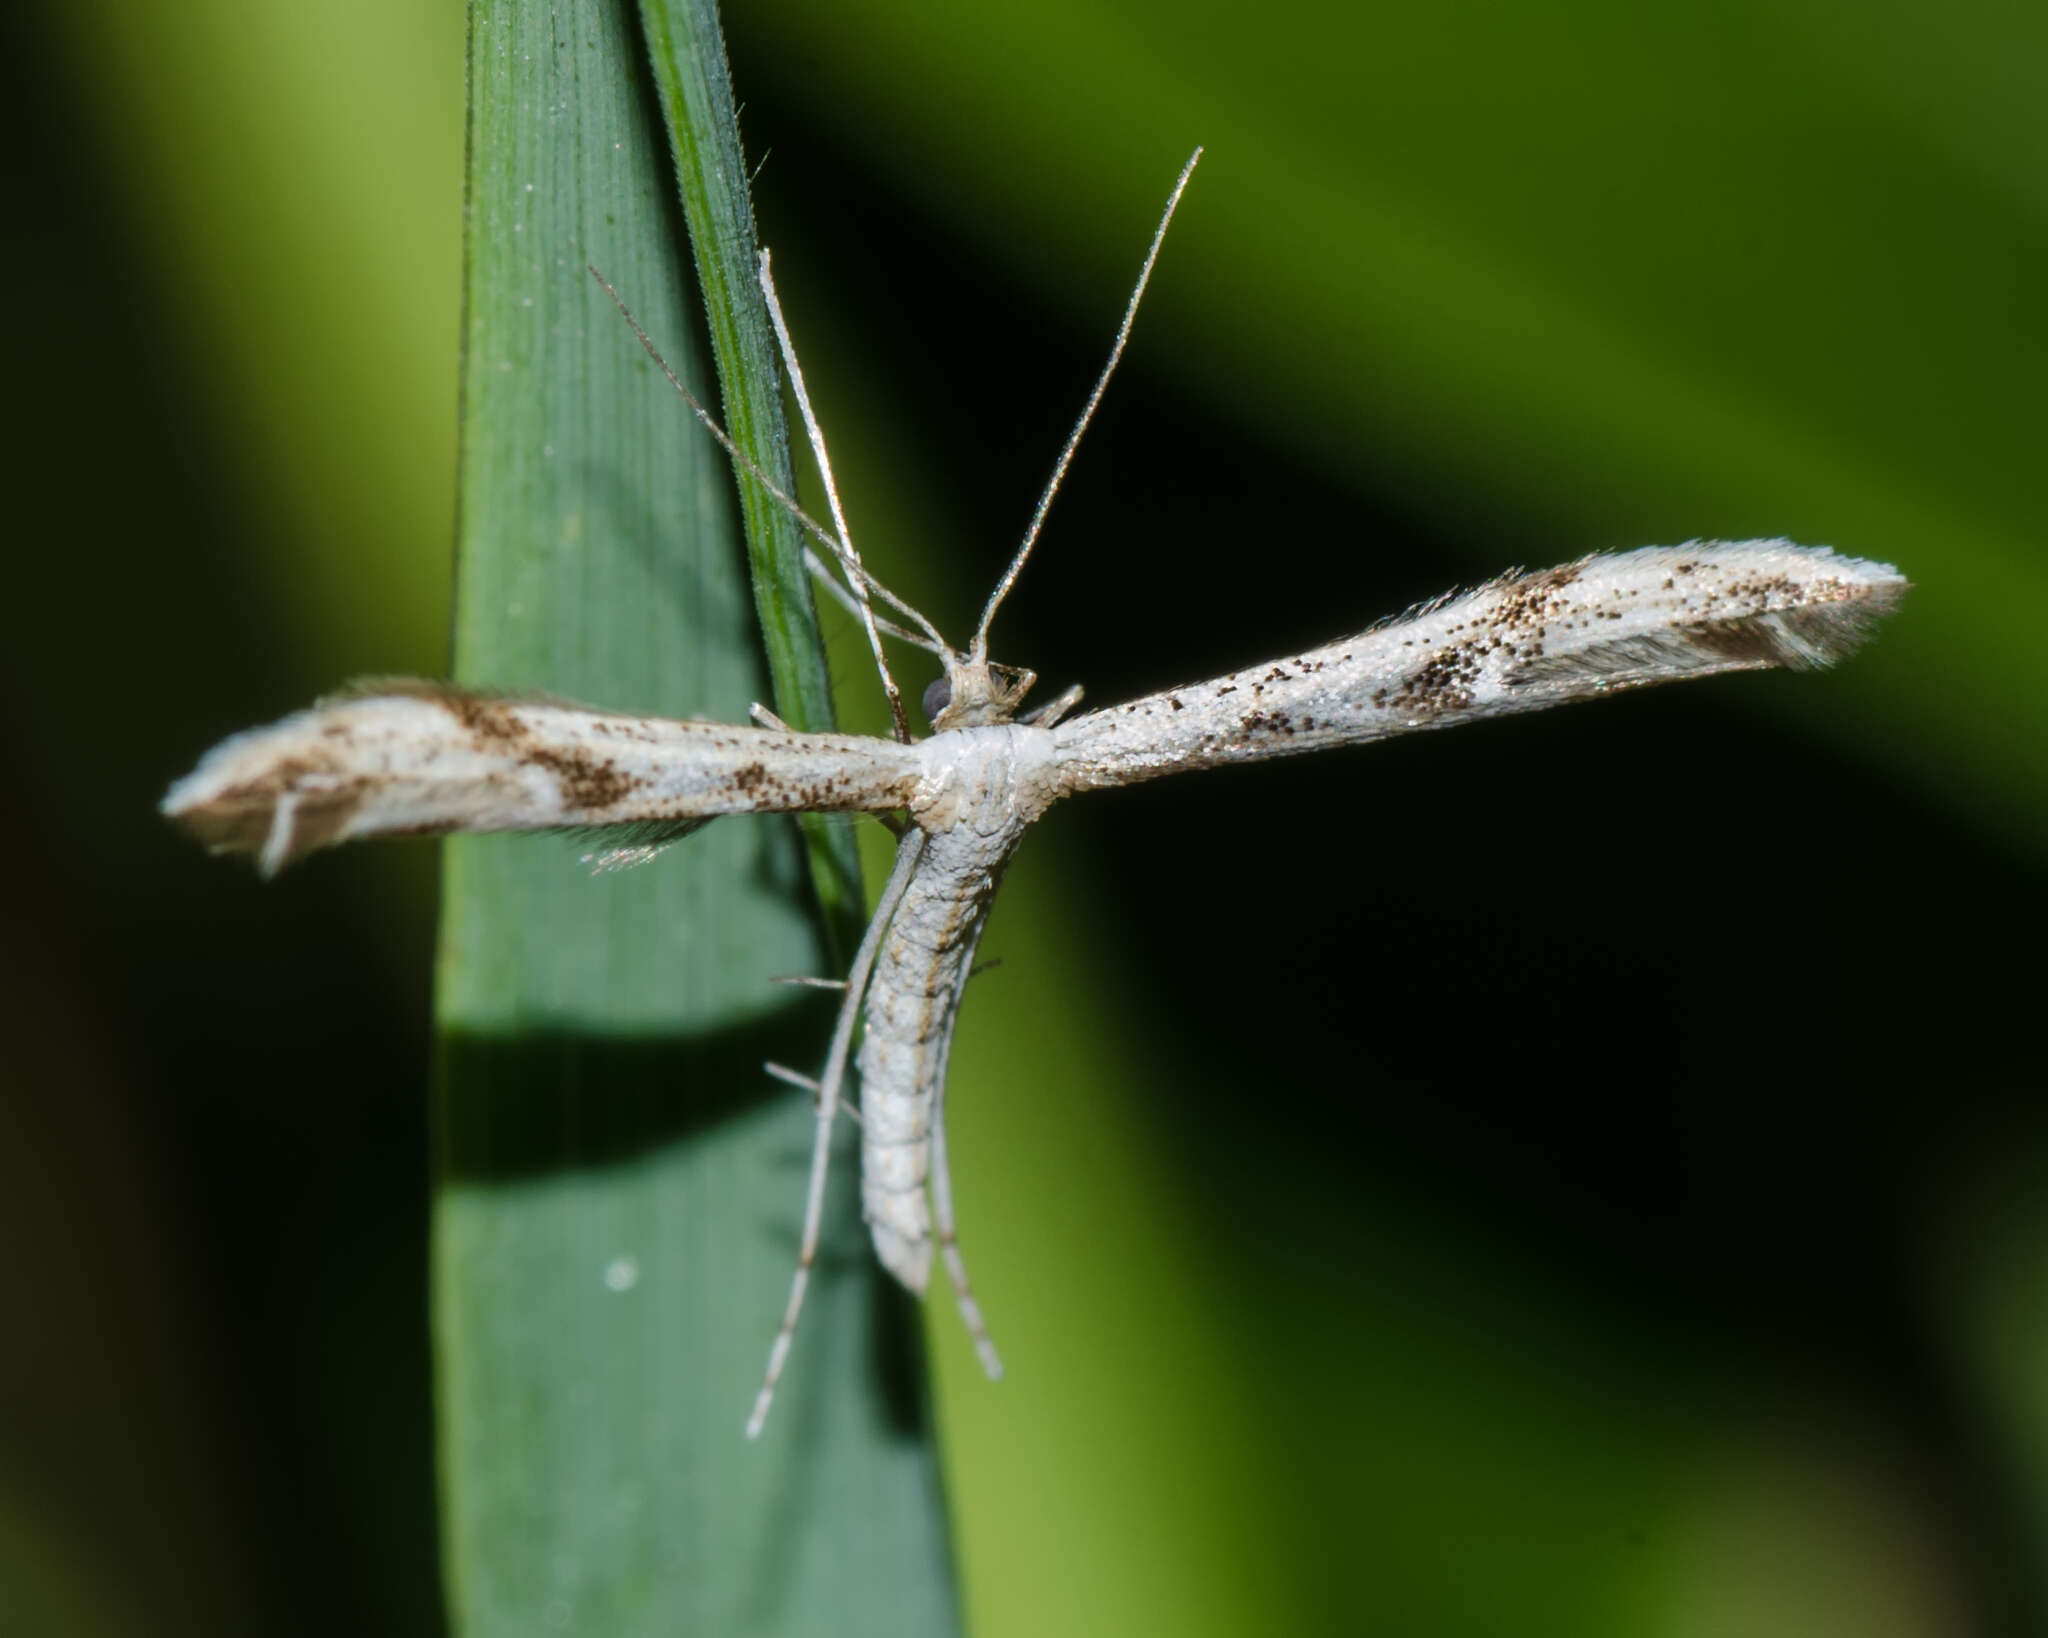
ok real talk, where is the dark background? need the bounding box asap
[7,2,2044,1634]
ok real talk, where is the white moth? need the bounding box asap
[162,153,1908,1436]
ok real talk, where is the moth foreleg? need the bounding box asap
[1019,683,1084,728]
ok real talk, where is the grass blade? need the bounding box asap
[637,0,867,943]
[435,2,958,1632]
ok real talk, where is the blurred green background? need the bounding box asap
[7,1,2045,1633]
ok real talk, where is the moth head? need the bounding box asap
[923,654,1036,730]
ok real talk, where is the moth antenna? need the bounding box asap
[808,540,952,653]
[588,267,846,561]
[971,148,1202,663]
[759,250,915,743]
[588,265,948,671]
[803,548,943,655]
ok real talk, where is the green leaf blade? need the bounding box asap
[435,3,958,1632]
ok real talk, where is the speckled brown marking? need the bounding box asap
[527,743,644,810]
[1716,571,1806,611]
[440,690,528,745]
[1241,708,1295,736]
[1474,560,1583,639]
[1388,644,1483,715]
[433,693,648,811]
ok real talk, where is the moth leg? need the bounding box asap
[930,1062,1005,1381]
[258,789,303,880]
[749,702,793,732]
[758,250,917,745]
[747,829,928,1439]
[1019,683,1084,728]
[764,1061,862,1126]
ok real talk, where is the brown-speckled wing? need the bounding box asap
[1050,541,1907,792]
[162,683,924,877]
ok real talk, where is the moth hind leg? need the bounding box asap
[745,831,929,1438]
[930,1088,1004,1381]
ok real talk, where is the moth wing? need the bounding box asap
[1050,542,1906,791]
[163,686,923,876]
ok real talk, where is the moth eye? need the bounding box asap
[921,677,952,721]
